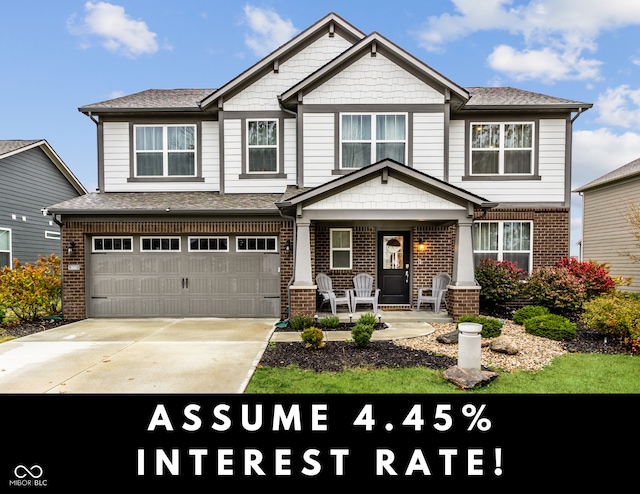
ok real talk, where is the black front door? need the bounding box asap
[378,231,410,305]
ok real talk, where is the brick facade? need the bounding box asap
[475,207,570,270]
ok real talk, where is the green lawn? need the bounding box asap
[245,353,640,394]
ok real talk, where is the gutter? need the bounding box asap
[278,206,297,323]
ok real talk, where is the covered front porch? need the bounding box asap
[277,160,495,322]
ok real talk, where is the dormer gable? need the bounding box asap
[278,31,469,111]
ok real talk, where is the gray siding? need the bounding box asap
[0,147,83,266]
[581,175,640,292]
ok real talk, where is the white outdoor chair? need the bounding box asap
[416,272,451,313]
[316,273,351,315]
[351,273,380,314]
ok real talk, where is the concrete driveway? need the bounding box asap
[0,318,276,394]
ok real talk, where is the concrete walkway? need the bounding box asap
[0,309,445,394]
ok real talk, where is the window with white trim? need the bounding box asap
[473,221,532,272]
[341,113,406,168]
[247,119,278,172]
[141,237,181,252]
[45,231,61,240]
[470,122,533,175]
[188,237,229,252]
[0,228,11,268]
[330,228,352,270]
[93,237,133,252]
[134,125,196,177]
[237,236,278,252]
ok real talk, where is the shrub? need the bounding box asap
[301,326,325,349]
[582,292,640,344]
[318,315,340,328]
[0,305,5,324]
[0,254,61,322]
[352,321,374,348]
[556,257,616,300]
[512,305,550,325]
[524,266,585,317]
[290,314,314,330]
[357,313,378,326]
[474,259,524,308]
[524,314,576,341]
[456,314,503,338]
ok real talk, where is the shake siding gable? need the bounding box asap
[303,52,444,105]
[224,34,353,112]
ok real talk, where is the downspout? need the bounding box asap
[279,207,296,323]
[277,95,300,187]
[278,95,301,321]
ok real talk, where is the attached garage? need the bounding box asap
[88,234,281,318]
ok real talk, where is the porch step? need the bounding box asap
[315,308,453,324]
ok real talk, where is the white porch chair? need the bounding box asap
[351,273,380,314]
[316,273,351,315]
[416,272,451,313]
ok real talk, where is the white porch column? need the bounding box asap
[293,219,313,286]
[452,220,477,286]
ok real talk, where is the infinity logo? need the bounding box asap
[14,464,43,479]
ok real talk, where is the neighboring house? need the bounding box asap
[47,13,591,321]
[0,140,87,268]
[575,157,640,292]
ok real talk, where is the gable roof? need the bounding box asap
[0,139,87,195]
[277,159,494,211]
[574,156,640,192]
[79,89,214,114]
[47,191,283,215]
[199,12,365,111]
[463,87,592,111]
[279,31,469,109]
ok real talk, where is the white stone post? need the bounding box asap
[457,322,482,370]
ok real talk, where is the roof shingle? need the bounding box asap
[574,157,640,192]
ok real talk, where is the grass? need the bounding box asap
[245,353,640,394]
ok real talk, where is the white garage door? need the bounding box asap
[88,235,280,318]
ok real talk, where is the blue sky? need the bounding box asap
[2,1,640,256]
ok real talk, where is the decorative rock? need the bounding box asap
[436,329,459,344]
[443,365,498,389]
[490,337,520,355]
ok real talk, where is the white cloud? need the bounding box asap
[572,128,640,188]
[242,5,299,57]
[487,44,601,82]
[594,85,640,129]
[68,2,159,58]
[417,0,640,82]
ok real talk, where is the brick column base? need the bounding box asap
[447,286,481,322]
[289,285,317,317]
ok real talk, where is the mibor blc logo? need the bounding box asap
[9,464,48,487]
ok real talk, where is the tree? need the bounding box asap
[623,201,640,264]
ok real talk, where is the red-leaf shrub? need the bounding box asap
[555,257,616,300]
[474,259,524,308]
[524,265,585,317]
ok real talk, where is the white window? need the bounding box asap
[45,231,61,240]
[237,236,278,252]
[470,122,534,175]
[341,113,406,168]
[247,119,278,172]
[141,237,181,252]
[134,125,196,177]
[0,228,11,268]
[188,237,229,252]
[330,228,352,270]
[93,237,133,252]
[473,221,532,272]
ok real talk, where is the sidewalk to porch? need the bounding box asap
[270,307,452,342]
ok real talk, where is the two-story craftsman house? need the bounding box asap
[47,13,591,321]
